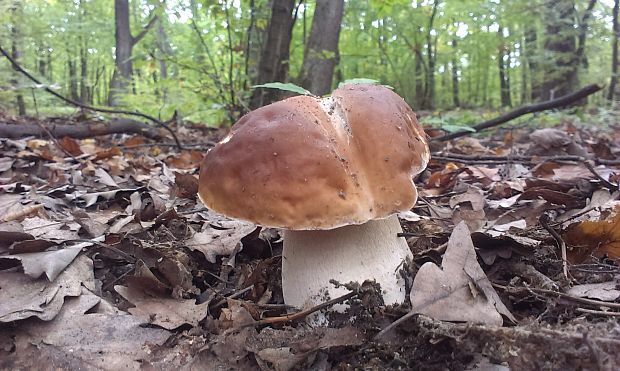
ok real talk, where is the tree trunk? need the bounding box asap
[80,46,89,104]
[576,0,597,69]
[540,0,578,101]
[524,26,541,101]
[451,33,460,107]
[108,0,158,106]
[498,27,512,107]
[424,0,440,109]
[297,0,344,95]
[68,58,79,101]
[249,0,296,109]
[609,0,619,101]
[10,5,26,115]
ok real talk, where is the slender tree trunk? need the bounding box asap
[540,0,578,101]
[80,46,89,103]
[68,58,79,101]
[608,0,619,100]
[297,0,344,95]
[424,0,440,109]
[451,33,460,107]
[108,0,158,106]
[10,5,26,115]
[524,25,540,101]
[498,27,511,107]
[249,0,296,109]
[576,0,597,68]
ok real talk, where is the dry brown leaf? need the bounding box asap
[0,254,94,322]
[410,222,515,325]
[0,245,82,281]
[186,220,258,263]
[115,283,210,330]
[0,293,169,370]
[566,280,620,302]
[58,136,83,156]
[563,204,620,263]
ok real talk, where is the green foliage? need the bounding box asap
[252,82,312,96]
[0,0,615,125]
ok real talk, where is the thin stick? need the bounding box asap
[246,291,357,327]
[210,285,255,310]
[431,153,620,166]
[539,212,569,279]
[494,284,620,310]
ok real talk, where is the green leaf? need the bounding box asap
[252,82,312,96]
[442,124,477,133]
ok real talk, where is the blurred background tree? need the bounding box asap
[0,0,616,124]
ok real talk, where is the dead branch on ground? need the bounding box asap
[431,84,603,142]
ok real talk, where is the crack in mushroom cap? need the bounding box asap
[198,84,430,230]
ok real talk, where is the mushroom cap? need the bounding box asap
[198,83,430,230]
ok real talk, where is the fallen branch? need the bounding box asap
[0,118,165,140]
[0,45,182,149]
[431,84,603,142]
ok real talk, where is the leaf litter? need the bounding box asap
[0,114,620,369]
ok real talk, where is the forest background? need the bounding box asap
[0,0,618,126]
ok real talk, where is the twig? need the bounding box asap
[582,160,620,191]
[576,308,620,317]
[432,84,603,142]
[539,212,569,279]
[210,285,255,310]
[246,291,358,327]
[0,45,183,150]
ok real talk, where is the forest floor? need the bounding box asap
[1,108,620,370]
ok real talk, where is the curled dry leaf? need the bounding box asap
[410,222,515,325]
[186,220,258,263]
[115,283,210,330]
[0,293,169,371]
[566,280,620,302]
[0,245,82,281]
[563,203,620,263]
[0,254,95,322]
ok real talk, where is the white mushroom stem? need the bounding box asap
[282,214,412,310]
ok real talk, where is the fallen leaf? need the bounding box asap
[0,254,94,322]
[186,220,258,263]
[115,283,209,330]
[563,204,620,263]
[567,280,620,302]
[410,222,515,325]
[0,293,169,370]
[0,245,83,281]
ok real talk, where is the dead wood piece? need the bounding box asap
[432,84,603,142]
[0,118,164,140]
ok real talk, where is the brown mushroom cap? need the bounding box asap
[198,83,430,230]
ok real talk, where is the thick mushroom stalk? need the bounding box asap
[282,214,411,309]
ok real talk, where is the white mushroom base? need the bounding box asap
[282,214,412,311]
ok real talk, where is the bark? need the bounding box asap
[80,47,89,104]
[10,5,26,115]
[249,0,296,109]
[451,34,460,107]
[424,0,440,109]
[297,0,345,95]
[68,58,79,101]
[108,0,158,106]
[540,0,578,101]
[576,0,597,68]
[609,0,619,101]
[498,27,512,107]
[524,25,541,101]
[0,118,164,140]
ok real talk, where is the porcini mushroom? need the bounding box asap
[198,83,429,310]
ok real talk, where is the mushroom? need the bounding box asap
[198,83,429,310]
